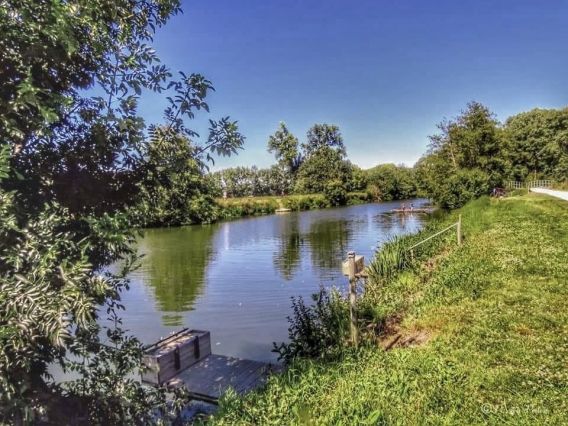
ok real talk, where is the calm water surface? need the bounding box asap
[121,200,427,362]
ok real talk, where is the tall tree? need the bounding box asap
[303,123,346,157]
[267,122,302,174]
[295,124,351,196]
[504,108,568,181]
[295,147,352,194]
[427,101,507,188]
[0,0,243,422]
[418,102,505,208]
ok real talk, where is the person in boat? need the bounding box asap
[400,203,406,212]
[410,203,414,211]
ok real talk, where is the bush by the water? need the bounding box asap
[322,180,348,206]
[433,169,490,209]
[273,286,350,364]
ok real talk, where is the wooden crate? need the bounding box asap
[141,329,211,385]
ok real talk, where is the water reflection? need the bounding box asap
[124,200,428,361]
[137,225,218,325]
[273,215,302,281]
[306,219,351,274]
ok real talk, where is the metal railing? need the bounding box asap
[508,180,553,190]
[528,180,552,189]
[507,181,525,189]
[408,215,462,259]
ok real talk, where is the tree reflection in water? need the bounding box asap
[273,214,303,281]
[138,225,217,325]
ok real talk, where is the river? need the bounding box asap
[119,199,428,363]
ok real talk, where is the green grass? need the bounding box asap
[216,192,371,219]
[552,181,568,190]
[208,194,568,425]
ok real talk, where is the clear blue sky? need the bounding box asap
[139,0,568,170]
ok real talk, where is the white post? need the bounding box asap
[347,251,358,347]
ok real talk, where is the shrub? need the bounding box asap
[188,195,219,224]
[217,198,279,219]
[323,180,347,206]
[273,286,349,363]
[435,169,490,209]
[346,192,371,205]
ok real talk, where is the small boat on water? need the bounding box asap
[391,207,434,214]
[275,208,292,214]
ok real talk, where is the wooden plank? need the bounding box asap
[234,364,269,394]
[165,354,275,402]
[180,357,259,399]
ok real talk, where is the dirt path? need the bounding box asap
[530,187,568,201]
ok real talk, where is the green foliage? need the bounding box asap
[323,179,348,206]
[295,147,352,194]
[282,194,329,211]
[0,145,9,179]
[365,163,417,201]
[264,123,358,202]
[211,123,369,206]
[214,122,363,204]
[64,326,190,424]
[345,191,372,205]
[0,0,244,421]
[133,130,221,226]
[430,101,506,185]
[504,107,568,181]
[267,122,302,174]
[217,197,279,219]
[0,171,143,421]
[437,169,490,209]
[417,102,506,208]
[215,193,371,221]
[303,123,346,157]
[0,0,179,155]
[347,165,368,192]
[273,286,349,364]
[366,237,411,287]
[211,165,292,198]
[294,124,352,194]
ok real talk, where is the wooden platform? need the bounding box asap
[165,354,277,403]
[142,329,280,403]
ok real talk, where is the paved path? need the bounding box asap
[530,188,568,201]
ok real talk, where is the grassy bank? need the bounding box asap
[209,194,568,425]
[216,192,371,220]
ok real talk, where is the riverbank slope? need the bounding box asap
[210,194,568,424]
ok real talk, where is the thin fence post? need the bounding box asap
[457,214,462,246]
[347,251,358,348]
